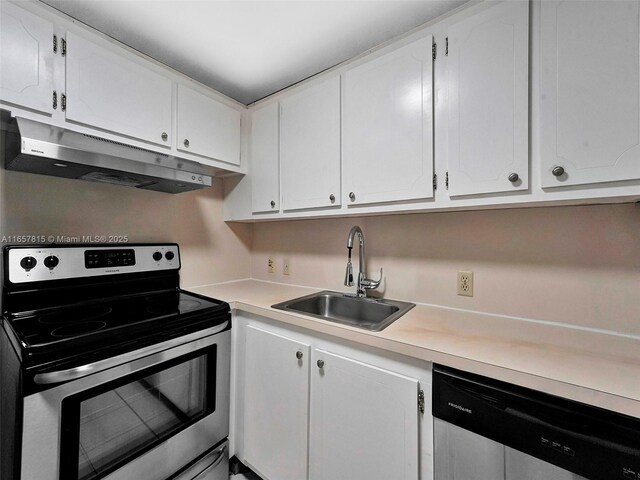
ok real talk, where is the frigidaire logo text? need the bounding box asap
[448,402,472,414]
[105,269,120,273]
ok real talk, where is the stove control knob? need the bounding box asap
[20,256,37,270]
[165,251,175,261]
[152,251,163,261]
[44,255,59,269]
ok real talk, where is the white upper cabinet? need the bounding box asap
[176,84,241,165]
[251,103,280,213]
[280,76,341,211]
[446,1,529,197]
[309,349,419,480]
[243,326,310,480]
[0,2,54,115]
[343,36,434,206]
[65,31,173,147]
[540,1,640,188]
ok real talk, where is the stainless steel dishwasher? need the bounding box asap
[433,365,640,480]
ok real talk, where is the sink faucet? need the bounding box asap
[344,226,382,297]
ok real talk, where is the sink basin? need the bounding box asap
[271,290,415,331]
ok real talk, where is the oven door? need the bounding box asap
[20,324,230,480]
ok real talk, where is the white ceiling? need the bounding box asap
[42,0,467,105]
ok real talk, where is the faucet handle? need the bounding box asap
[344,260,354,287]
[361,268,383,290]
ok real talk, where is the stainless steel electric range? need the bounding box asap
[1,243,231,480]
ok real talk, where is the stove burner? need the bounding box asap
[38,306,111,325]
[146,298,202,315]
[38,305,113,325]
[51,321,107,338]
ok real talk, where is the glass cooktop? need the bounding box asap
[6,290,228,353]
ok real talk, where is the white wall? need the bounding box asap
[251,203,640,337]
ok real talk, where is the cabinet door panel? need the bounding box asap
[251,103,280,213]
[434,420,505,480]
[447,1,529,196]
[65,31,172,146]
[540,1,640,187]
[280,77,341,211]
[243,326,309,480]
[343,36,434,205]
[176,84,241,165]
[0,2,54,115]
[309,349,418,480]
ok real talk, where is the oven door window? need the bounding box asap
[60,346,216,480]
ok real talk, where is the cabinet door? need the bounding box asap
[251,103,280,213]
[343,36,434,206]
[243,326,310,480]
[176,84,241,165]
[540,1,640,188]
[280,77,341,211]
[0,2,54,115]
[505,447,587,480]
[65,31,172,147]
[309,349,419,480]
[447,1,529,196]
[434,420,505,480]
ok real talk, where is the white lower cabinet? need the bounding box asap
[309,349,419,480]
[243,325,310,480]
[233,313,433,480]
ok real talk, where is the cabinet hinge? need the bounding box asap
[445,171,449,190]
[445,37,449,56]
[61,37,66,57]
[61,94,66,112]
[432,42,437,61]
[418,389,425,414]
[52,91,57,110]
[433,173,437,191]
[53,35,57,54]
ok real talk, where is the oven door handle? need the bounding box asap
[33,321,229,385]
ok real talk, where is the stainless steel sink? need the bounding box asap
[271,290,415,331]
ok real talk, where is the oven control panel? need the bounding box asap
[5,244,180,284]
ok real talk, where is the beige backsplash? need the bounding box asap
[0,168,252,289]
[252,203,640,337]
[2,164,639,337]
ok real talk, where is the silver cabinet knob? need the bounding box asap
[508,173,519,183]
[161,132,168,142]
[184,139,190,148]
[349,192,355,201]
[329,194,335,202]
[317,359,325,369]
[296,351,303,360]
[270,200,276,208]
[552,166,565,177]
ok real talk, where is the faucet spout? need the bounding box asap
[344,225,381,297]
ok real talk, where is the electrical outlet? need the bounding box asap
[283,259,291,275]
[457,271,473,297]
[267,257,275,274]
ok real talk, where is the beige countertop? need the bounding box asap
[191,279,640,419]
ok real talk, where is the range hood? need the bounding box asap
[2,116,213,193]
